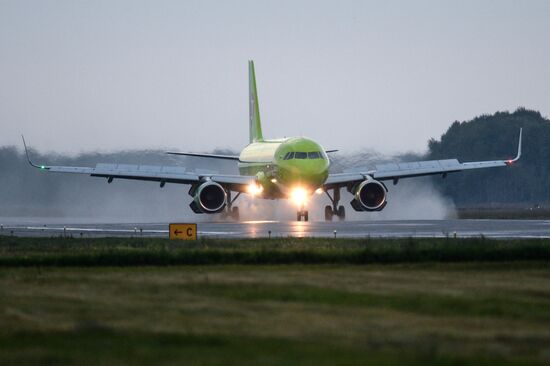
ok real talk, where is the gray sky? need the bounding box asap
[1,0,549,155]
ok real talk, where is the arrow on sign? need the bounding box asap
[169,223,197,240]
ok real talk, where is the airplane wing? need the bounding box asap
[165,151,240,160]
[323,128,522,189]
[22,138,256,192]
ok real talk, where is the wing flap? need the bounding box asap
[165,152,240,160]
[46,166,95,174]
[325,158,508,187]
[372,159,462,180]
[22,137,256,191]
[324,128,522,187]
[44,163,256,189]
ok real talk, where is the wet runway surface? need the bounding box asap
[2,219,550,239]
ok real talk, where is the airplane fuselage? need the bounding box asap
[238,137,329,199]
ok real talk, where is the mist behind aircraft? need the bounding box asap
[0,146,453,222]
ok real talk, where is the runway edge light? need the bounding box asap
[169,223,197,240]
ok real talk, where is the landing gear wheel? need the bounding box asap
[325,205,333,221]
[337,206,345,221]
[231,206,240,221]
[297,210,309,222]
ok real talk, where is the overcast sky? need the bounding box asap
[1,0,549,155]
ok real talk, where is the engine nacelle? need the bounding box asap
[189,181,227,214]
[350,179,387,212]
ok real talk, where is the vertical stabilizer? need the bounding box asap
[249,60,264,143]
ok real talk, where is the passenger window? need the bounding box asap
[308,152,320,159]
[295,152,307,159]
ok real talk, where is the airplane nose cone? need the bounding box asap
[283,160,329,188]
[274,137,330,188]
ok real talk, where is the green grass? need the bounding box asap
[183,280,550,321]
[2,237,550,365]
[2,236,550,266]
[0,330,540,366]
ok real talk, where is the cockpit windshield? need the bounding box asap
[283,151,325,160]
[283,152,294,160]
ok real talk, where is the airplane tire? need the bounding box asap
[297,210,308,221]
[231,207,240,221]
[337,206,345,221]
[324,206,333,221]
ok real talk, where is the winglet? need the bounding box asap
[21,135,48,170]
[506,128,522,165]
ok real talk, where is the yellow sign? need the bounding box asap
[169,223,197,240]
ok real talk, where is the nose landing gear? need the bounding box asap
[297,210,309,221]
[324,188,345,221]
[297,203,309,222]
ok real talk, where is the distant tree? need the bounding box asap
[427,108,550,206]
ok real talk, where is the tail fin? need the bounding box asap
[249,60,264,143]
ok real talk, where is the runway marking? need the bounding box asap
[351,223,436,227]
[3,220,550,239]
[198,231,241,235]
[23,226,168,234]
[6,226,241,237]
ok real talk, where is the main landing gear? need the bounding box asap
[221,190,240,221]
[324,188,345,221]
[297,204,309,222]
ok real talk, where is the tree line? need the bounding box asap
[1,107,548,218]
[427,108,550,206]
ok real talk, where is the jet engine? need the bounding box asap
[349,179,387,212]
[189,181,227,214]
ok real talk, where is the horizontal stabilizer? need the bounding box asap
[165,151,240,160]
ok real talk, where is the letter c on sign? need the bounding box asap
[187,228,193,237]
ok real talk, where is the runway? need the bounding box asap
[2,219,550,239]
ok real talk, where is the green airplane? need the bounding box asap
[23,61,522,221]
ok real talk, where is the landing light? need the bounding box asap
[247,183,263,196]
[290,187,308,206]
[271,178,277,183]
[315,188,324,195]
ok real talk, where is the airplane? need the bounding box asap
[23,61,522,222]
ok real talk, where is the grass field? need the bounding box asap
[1,236,550,365]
